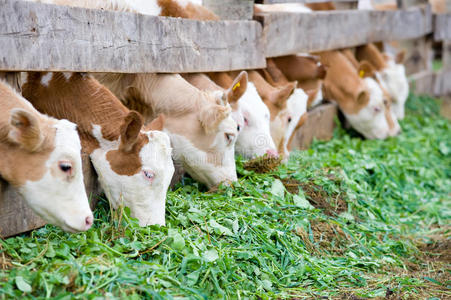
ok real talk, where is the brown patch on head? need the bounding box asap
[358,60,377,79]
[319,51,370,114]
[106,111,149,176]
[341,48,360,69]
[355,43,388,71]
[248,70,294,120]
[273,55,325,83]
[157,0,219,20]
[0,81,57,187]
[199,103,230,134]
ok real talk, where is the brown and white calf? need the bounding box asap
[355,44,409,119]
[204,72,278,159]
[0,80,93,232]
[30,0,219,19]
[318,51,401,139]
[259,59,309,155]
[95,73,238,189]
[21,72,174,226]
[247,70,297,158]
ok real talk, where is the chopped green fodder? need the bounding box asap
[0,94,450,299]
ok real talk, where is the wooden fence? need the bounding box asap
[0,0,449,237]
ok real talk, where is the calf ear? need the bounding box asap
[148,114,165,131]
[356,90,370,106]
[199,104,230,134]
[8,108,44,152]
[358,61,376,78]
[395,50,406,64]
[274,81,296,108]
[119,111,143,152]
[225,71,248,105]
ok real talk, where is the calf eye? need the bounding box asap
[143,170,155,182]
[237,125,241,132]
[374,107,382,113]
[244,117,249,126]
[59,161,73,175]
[288,116,292,123]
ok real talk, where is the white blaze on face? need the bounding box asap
[90,125,174,226]
[376,61,409,120]
[167,115,238,188]
[19,119,93,233]
[283,88,308,155]
[345,78,400,140]
[235,82,277,159]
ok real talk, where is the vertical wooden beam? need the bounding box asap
[202,0,254,20]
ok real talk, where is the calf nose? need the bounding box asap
[85,215,94,230]
[266,149,279,158]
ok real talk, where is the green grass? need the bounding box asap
[1,94,450,299]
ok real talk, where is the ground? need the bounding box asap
[0,94,450,299]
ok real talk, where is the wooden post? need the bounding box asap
[202,0,254,20]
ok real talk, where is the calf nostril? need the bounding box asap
[85,215,93,228]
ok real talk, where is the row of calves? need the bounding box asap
[0,0,409,233]
[1,43,408,234]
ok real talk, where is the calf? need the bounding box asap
[21,73,174,226]
[355,44,409,119]
[272,55,327,108]
[259,59,309,154]
[205,72,278,159]
[318,51,400,139]
[95,73,238,188]
[0,80,93,232]
[247,70,297,158]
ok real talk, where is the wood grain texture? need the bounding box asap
[434,14,451,41]
[0,0,265,73]
[257,5,432,57]
[410,70,451,96]
[289,103,337,150]
[203,0,254,20]
[0,154,100,238]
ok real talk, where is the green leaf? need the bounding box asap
[203,249,219,262]
[209,220,233,236]
[293,192,314,210]
[270,179,285,198]
[15,276,32,293]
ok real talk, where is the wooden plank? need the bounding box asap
[0,0,265,73]
[256,5,432,57]
[0,154,100,238]
[434,14,451,41]
[203,0,254,20]
[409,69,451,96]
[289,103,337,150]
[399,37,433,75]
[442,41,451,69]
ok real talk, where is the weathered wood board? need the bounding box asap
[0,0,265,73]
[399,37,433,75]
[256,5,432,57]
[0,154,100,238]
[434,13,451,41]
[203,0,254,20]
[410,69,451,96]
[289,102,337,150]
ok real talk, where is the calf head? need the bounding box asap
[248,70,296,158]
[320,52,400,139]
[0,81,92,232]
[208,72,278,159]
[356,44,409,119]
[162,92,238,188]
[21,72,174,226]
